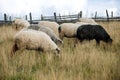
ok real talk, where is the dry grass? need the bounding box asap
[0,21,120,80]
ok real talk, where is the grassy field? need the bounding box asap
[0,21,120,80]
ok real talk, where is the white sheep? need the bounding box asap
[11,29,60,57]
[59,23,80,40]
[27,24,63,45]
[38,21,59,37]
[75,22,93,25]
[79,18,98,25]
[12,18,30,30]
[75,22,98,28]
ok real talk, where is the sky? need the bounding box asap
[0,0,120,19]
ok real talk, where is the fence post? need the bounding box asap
[78,13,80,20]
[106,9,109,22]
[54,12,57,22]
[59,13,61,20]
[4,13,7,23]
[41,14,43,20]
[95,11,97,21]
[29,12,32,23]
[9,16,12,23]
[25,15,28,20]
[80,11,82,18]
[111,11,113,18]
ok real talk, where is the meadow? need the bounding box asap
[0,21,120,80]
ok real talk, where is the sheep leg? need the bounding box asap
[10,43,18,57]
[74,38,79,47]
[16,24,18,30]
[54,48,61,57]
[59,33,64,40]
[56,48,60,54]
[79,39,84,44]
[95,39,100,45]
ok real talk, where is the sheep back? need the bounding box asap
[79,18,98,25]
[77,25,113,44]
[27,24,63,44]
[59,23,80,39]
[11,29,60,56]
[12,19,30,30]
[38,21,59,37]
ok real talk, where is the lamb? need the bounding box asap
[79,18,98,25]
[12,19,30,30]
[59,23,80,40]
[77,24,113,45]
[11,29,60,57]
[38,21,59,37]
[27,24,63,45]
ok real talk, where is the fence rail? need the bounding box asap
[0,10,120,25]
[1,17,120,25]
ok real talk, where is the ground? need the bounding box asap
[0,21,120,80]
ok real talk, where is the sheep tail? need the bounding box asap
[10,43,18,57]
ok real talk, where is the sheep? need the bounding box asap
[77,24,113,45]
[59,23,80,40]
[79,18,98,25]
[12,19,30,30]
[11,29,60,57]
[38,21,59,37]
[27,24,63,45]
[75,22,97,26]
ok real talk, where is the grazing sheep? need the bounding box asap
[11,29,60,57]
[79,18,98,25]
[12,19,30,30]
[75,22,97,26]
[59,23,80,40]
[38,21,59,37]
[27,24,63,45]
[77,25,113,44]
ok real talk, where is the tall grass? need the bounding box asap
[0,22,120,80]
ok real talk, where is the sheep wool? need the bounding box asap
[27,24,63,44]
[75,22,96,26]
[12,19,30,30]
[79,18,98,25]
[59,23,80,39]
[77,25,113,44]
[38,21,59,37]
[11,29,60,56]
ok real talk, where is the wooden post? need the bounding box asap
[25,15,28,20]
[4,13,7,23]
[95,11,97,20]
[80,11,82,18]
[41,14,43,20]
[78,13,80,20]
[106,9,109,21]
[59,13,61,20]
[54,12,57,22]
[29,12,32,23]
[9,16,11,21]
[111,11,113,18]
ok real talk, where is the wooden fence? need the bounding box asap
[0,10,120,25]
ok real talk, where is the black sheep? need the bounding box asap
[77,25,113,44]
